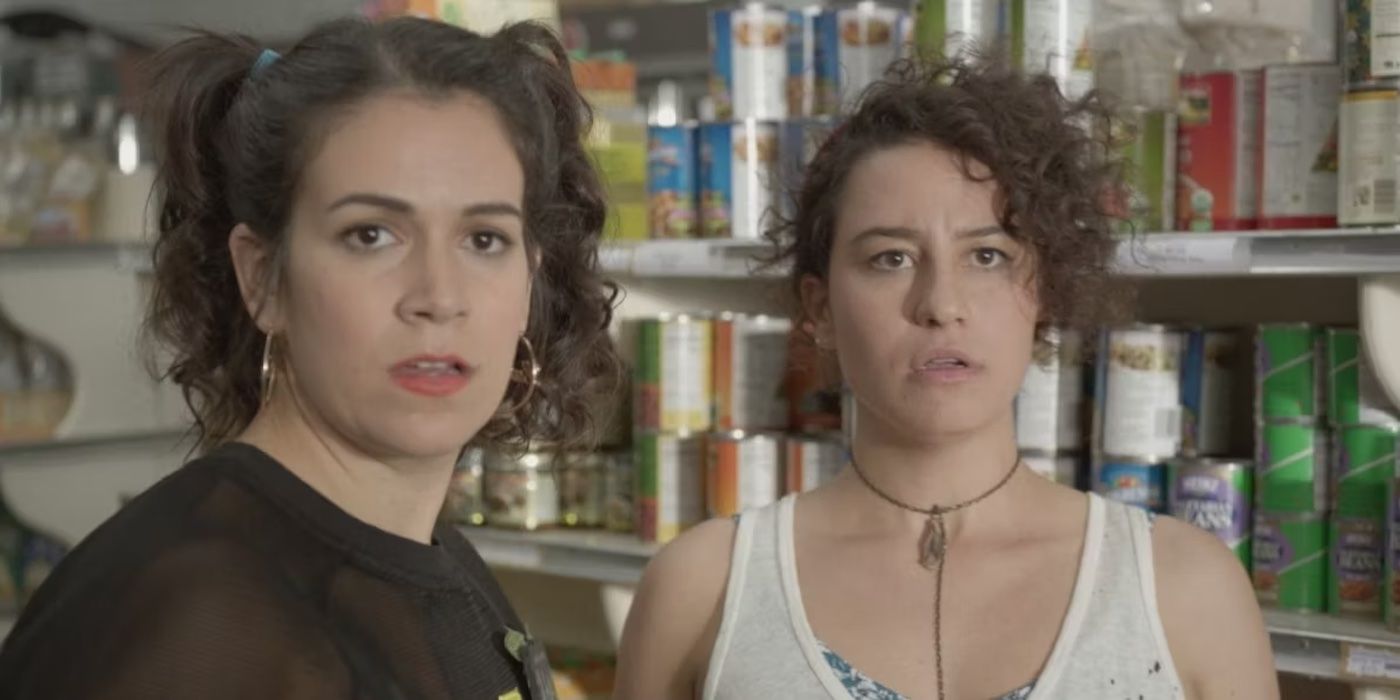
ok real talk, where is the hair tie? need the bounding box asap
[250,49,281,78]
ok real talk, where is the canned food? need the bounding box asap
[1257,421,1330,514]
[484,449,559,530]
[1339,86,1400,226]
[1254,511,1329,612]
[604,451,635,533]
[786,7,824,118]
[635,432,705,544]
[785,433,846,493]
[1113,108,1177,233]
[1093,456,1168,512]
[1007,0,1095,100]
[1387,474,1400,629]
[1256,324,1326,421]
[1168,458,1254,569]
[913,0,997,60]
[1345,0,1400,84]
[778,118,834,221]
[1336,424,1399,518]
[558,452,608,528]
[713,313,792,430]
[699,120,782,240]
[442,447,486,526]
[786,327,842,433]
[1015,328,1085,453]
[1176,70,1262,231]
[1096,325,1184,458]
[634,315,713,433]
[1023,452,1080,488]
[706,430,784,518]
[710,4,790,120]
[1330,514,1386,619]
[647,124,699,239]
[1258,64,1341,230]
[1180,328,1240,457]
[815,3,911,113]
[1328,327,1400,428]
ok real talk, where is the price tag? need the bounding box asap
[1114,236,1248,275]
[632,241,718,276]
[1342,643,1400,686]
[597,245,633,274]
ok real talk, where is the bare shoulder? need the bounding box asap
[1152,515,1280,699]
[614,517,739,700]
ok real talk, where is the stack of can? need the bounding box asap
[1015,328,1086,488]
[705,314,792,520]
[1090,324,1183,511]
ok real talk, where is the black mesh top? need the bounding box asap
[0,442,551,700]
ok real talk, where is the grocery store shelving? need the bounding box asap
[601,229,1400,279]
[0,241,151,273]
[0,429,190,460]
[461,526,657,586]
[1268,610,1400,682]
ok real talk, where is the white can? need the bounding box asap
[913,0,998,59]
[699,120,782,240]
[815,3,912,113]
[1022,452,1080,488]
[785,433,846,494]
[1371,0,1400,80]
[711,4,790,120]
[706,430,784,517]
[1097,325,1185,458]
[1258,64,1342,229]
[1339,86,1400,226]
[1015,328,1085,452]
[1010,0,1094,100]
[713,313,792,430]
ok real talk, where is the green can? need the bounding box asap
[1327,328,1400,428]
[1335,425,1398,518]
[1115,108,1177,234]
[1253,512,1329,612]
[1257,422,1330,514]
[1330,514,1385,619]
[1167,459,1253,569]
[1256,324,1325,421]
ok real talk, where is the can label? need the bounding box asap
[1339,89,1400,226]
[1256,324,1325,420]
[1097,327,1183,458]
[706,432,783,517]
[1009,0,1094,100]
[635,433,704,544]
[786,435,846,494]
[699,121,781,240]
[484,463,559,530]
[1015,329,1084,452]
[1181,329,1239,457]
[1258,65,1341,229]
[1337,425,1399,518]
[1328,328,1400,428]
[646,125,698,239]
[1331,515,1386,618]
[1176,71,1262,231]
[1169,460,1253,569]
[1094,459,1166,511]
[1258,422,1330,514]
[635,317,713,433]
[1254,513,1328,612]
[711,6,789,120]
[913,0,995,59]
[786,8,823,118]
[1024,453,1080,487]
[1387,476,1400,629]
[1114,109,1177,233]
[604,452,635,533]
[714,315,792,430]
[815,4,910,114]
[1372,0,1400,79]
[786,327,842,432]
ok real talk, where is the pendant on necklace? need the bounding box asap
[919,513,946,570]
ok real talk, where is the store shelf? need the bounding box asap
[0,429,189,460]
[1267,610,1400,682]
[0,242,151,273]
[601,229,1400,279]
[461,526,658,585]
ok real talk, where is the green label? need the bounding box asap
[1329,515,1385,618]
[1258,423,1328,514]
[1336,425,1398,518]
[1257,325,1324,420]
[634,434,658,500]
[1329,328,1361,426]
[914,0,948,56]
[1254,513,1328,612]
[1118,111,1175,233]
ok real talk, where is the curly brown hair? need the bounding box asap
[144,17,620,454]
[769,54,1129,347]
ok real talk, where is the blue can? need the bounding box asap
[1094,455,1168,512]
[699,121,782,240]
[786,7,824,117]
[1180,328,1239,457]
[647,124,699,239]
[710,5,790,120]
[815,3,911,114]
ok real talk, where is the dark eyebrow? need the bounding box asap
[955,225,1006,239]
[327,193,522,219]
[851,226,921,245]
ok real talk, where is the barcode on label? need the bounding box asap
[1376,179,1397,214]
[1344,644,1400,681]
[1156,406,1181,441]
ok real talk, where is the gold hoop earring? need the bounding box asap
[260,333,277,406]
[502,335,541,415]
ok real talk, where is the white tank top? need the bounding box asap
[701,492,1186,699]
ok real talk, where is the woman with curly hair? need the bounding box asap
[616,57,1276,700]
[0,16,617,700]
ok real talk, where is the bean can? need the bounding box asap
[635,432,705,544]
[1330,514,1386,619]
[1253,511,1329,612]
[785,433,847,494]
[1180,328,1240,458]
[484,449,559,531]
[699,120,782,240]
[706,430,784,518]
[1015,328,1085,453]
[442,447,486,526]
[1093,455,1168,512]
[1096,325,1184,458]
[710,4,790,120]
[1168,458,1254,569]
[1256,323,1326,421]
[634,314,713,433]
[1328,327,1400,428]
[646,124,699,239]
[1336,424,1399,518]
[713,313,792,431]
[1257,421,1330,515]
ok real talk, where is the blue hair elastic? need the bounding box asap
[250,49,281,78]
